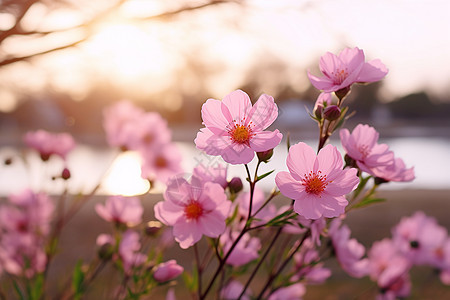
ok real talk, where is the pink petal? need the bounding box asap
[95,203,111,221]
[286,142,316,180]
[316,144,343,175]
[319,195,347,218]
[195,128,232,156]
[325,168,359,196]
[338,47,365,73]
[222,90,252,122]
[201,99,231,135]
[249,130,282,152]
[164,177,192,206]
[198,211,227,238]
[357,59,388,83]
[198,182,228,211]
[154,201,183,226]
[173,220,203,249]
[247,94,278,131]
[293,194,323,220]
[307,71,335,91]
[221,143,255,164]
[275,171,305,200]
[319,52,340,77]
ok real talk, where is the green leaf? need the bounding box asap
[256,170,275,182]
[265,209,296,227]
[13,281,25,300]
[352,197,386,209]
[30,274,44,300]
[352,175,372,199]
[72,260,85,300]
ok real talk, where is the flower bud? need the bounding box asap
[314,105,323,120]
[62,167,71,180]
[145,221,163,236]
[323,105,341,121]
[4,157,12,165]
[257,149,273,163]
[98,242,114,261]
[228,177,243,194]
[153,260,184,282]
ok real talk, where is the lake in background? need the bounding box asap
[1,136,449,197]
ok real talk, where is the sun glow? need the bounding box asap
[83,21,174,93]
[102,151,150,196]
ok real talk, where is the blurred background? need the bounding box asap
[0,0,450,196]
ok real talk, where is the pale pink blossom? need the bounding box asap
[371,157,415,183]
[24,130,75,161]
[340,124,394,174]
[195,90,282,164]
[96,233,114,247]
[236,187,277,225]
[127,112,171,152]
[308,47,388,93]
[268,283,306,300]
[276,142,359,219]
[95,195,143,226]
[154,176,231,249]
[291,239,331,284]
[392,211,448,266]
[220,229,261,267]
[140,142,183,184]
[0,189,54,236]
[367,238,411,292]
[119,230,147,274]
[220,280,251,300]
[153,259,184,282]
[192,163,228,189]
[376,273,411,300]
[329,219,369,278]
[103,100,145,149]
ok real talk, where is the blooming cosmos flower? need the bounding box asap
[340,124,394,174]
[192,163,228,189]
[154,176,231,249]
[119,230,147,274]
[95,195,143,226]
[220,280,252,300]
[329,219,369,278]
[307,47,388,93]
[195,90,282,164]
[220,229,261,267]
[103,100,145,149]
[275,142,359,219]
[153,260,184,282]
[268,283,306,300]
[140,142,183,184]
[391,211,448,266]
[24,130,75,161]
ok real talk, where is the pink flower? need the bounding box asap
[340,124,394,174]
[103,100,145,149]
[24,130,75,161]
[195,90,282,164]
[95,195,143,226]
[367,238,411,292]
[140,143,183,184]
[268,283,306,300]
[236,187,277,225]
[329,219,369,278]
[275,142,359,219]
[154,176,231,249]
[308,47,388,93]
[391,211,448,266]
[153,259,184,282]
[220,229,261,267]
[220,280,252,300]
[119,230,146,274]
[127,112,172,152]
[371,157,415,183]
[291,239,331,284]
[192,163,228,189]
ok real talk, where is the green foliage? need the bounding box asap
[72,260,85,300]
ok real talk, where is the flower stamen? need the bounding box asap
[302,171,330,195]
[184,200,203,221]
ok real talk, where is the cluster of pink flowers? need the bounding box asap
[0,189,54,278]
[103,100,182,184]
[24,129,75,161]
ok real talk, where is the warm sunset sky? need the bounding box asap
[0,0,449,112]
